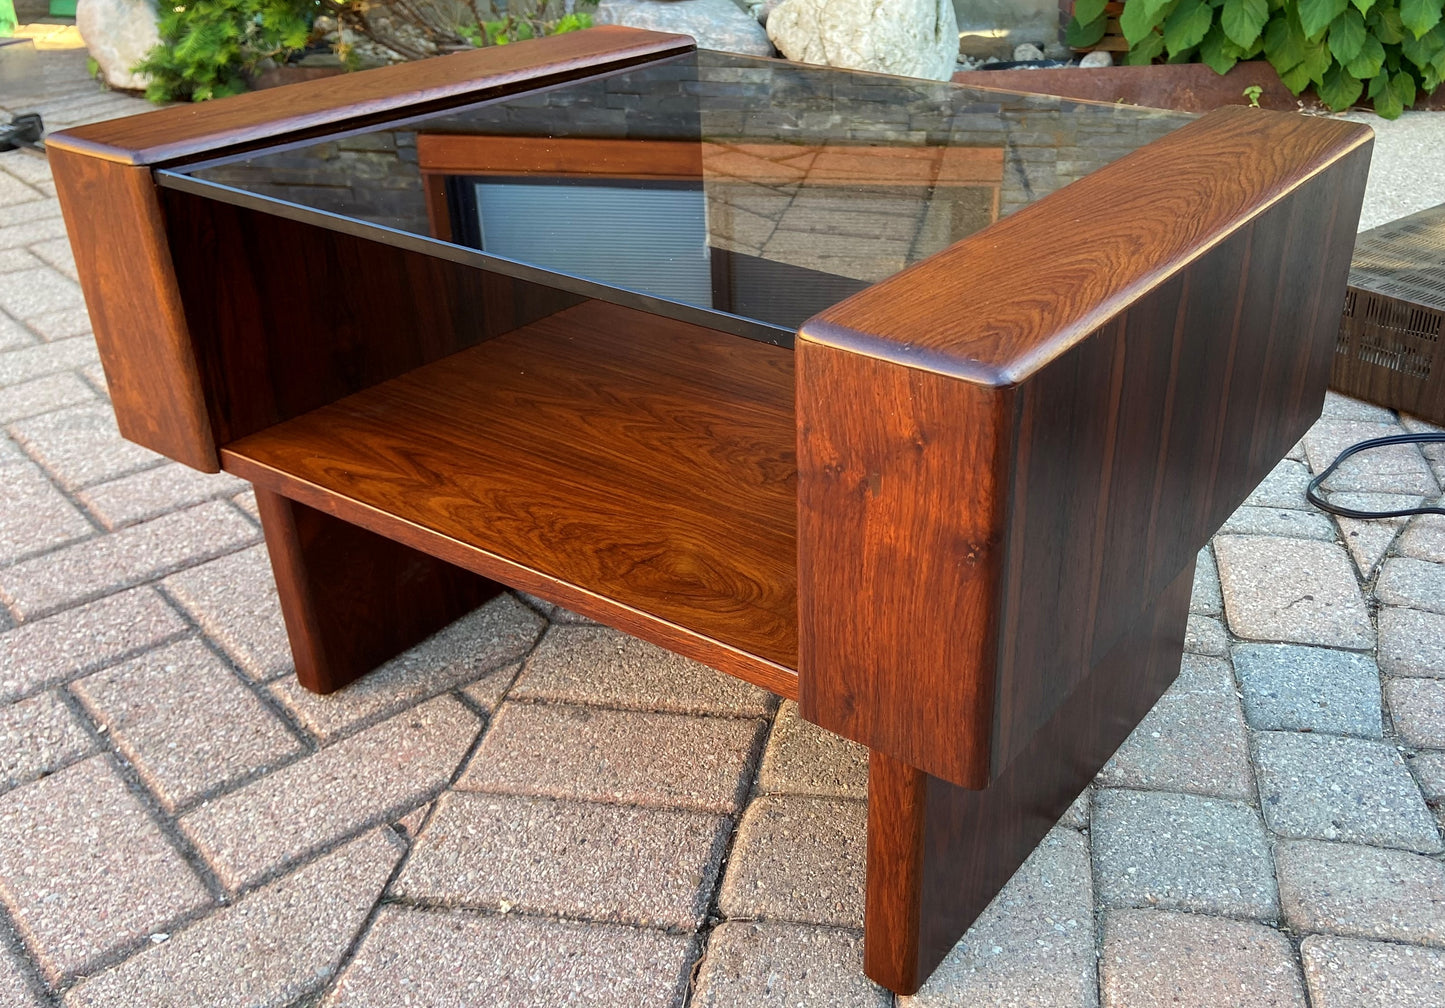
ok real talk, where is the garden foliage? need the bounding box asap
[1067,0,1445,116]
[136,0,593,103]
[136,0,315,102]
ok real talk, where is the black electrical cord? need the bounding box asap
[1307,432,1445,518]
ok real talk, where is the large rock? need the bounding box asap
[77,0,159,92]
[766,0,959,81]
[596,0,775,56]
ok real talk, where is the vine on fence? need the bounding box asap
[1067,0,1445,116]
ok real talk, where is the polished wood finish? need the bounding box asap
[255,488,501,693]
[222,300,800,697]
[796,350,1012,788]
[797,106,1373,788]
[865,559,1195,994]
[801,107,1372,384]
[44,27,694,167]
[418,135,705,180]
[161,188,582,444]
[416,134,1004,186]
[48,150,219,471]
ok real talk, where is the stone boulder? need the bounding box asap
[77,0,159,92]
[766,0,959,81]
[596,0,774,57]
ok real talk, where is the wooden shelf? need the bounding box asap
[220,299,800,695]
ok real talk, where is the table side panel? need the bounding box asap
[993,143,1372,774]
[47,149,218,471]
[796,113,1372,789]
[44,27,695,167]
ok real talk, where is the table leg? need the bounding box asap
[863,558,1195,994]
[253,487,502,693]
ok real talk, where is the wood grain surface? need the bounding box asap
[801,106,1373,385]
[796,106,1373,788]
[47,149,218,470]
[45,27,693,167]
[255,488,501,693]
[796,347,1013,788]
[864,559,1194,994]
[222,300,800,694]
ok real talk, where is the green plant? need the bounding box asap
[136,0,317,101]
[1243,81,1264,102]
[1067,0,1445,117]
[332,0,595,62]
[466,7,590,46]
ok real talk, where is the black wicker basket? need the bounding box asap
[1333,204,1445,425]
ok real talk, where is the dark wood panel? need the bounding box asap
[800,106,1373,385]
[162,189,583,445]
[255,488,502,693]
[796,107,1373,788]
[796,347,1013,790]
[864,559,1194,995]
[222,300,800,693]
[994,148,1372,773]
[47,150,218,470]
[44,27,693,167]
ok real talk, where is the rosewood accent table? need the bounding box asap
[49,28,1373,995]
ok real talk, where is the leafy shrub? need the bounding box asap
[136,0,594,103]
[136,0,317,102]
[335,0,595,62]
[1067,0,1445,117]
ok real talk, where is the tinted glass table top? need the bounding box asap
[159,50,1192,343]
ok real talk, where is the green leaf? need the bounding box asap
[1142,0,1178,18]
[1201,21,1243,69]
[1328,6,1368,58]
[1301,35,1336,78]
[1392,65,1420,102]
[1346,33,1387,73]
[1368,64,1406,112]
[1264,10,1308,65]
[1279,60,1315,88]
[1074,0,1108,23]
[1222,0,1270,43]
[1163,0,1216,51]
[1298,0,1348,36]
[1317,62,1365,106]
[1067,13,1109,46]
[1369,3,1407,41]
[1351,0,1377,12]
[1401,0,1444,36]
[1121,0,1171,43]
[1125,29,1168,60]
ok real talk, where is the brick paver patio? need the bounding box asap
[2,19,1445,1007]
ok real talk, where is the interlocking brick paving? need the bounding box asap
[1215,536,1373,648]
[394,791,731,929]
[5,42,1445,1008]
[0,756,211,982]
[1100,909,1306,1008]
[719,795,867,928]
